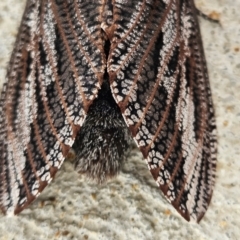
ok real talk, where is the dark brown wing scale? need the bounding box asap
[0,0,217,222]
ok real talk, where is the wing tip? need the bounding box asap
[0,165,61,216]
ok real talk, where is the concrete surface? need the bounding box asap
[0,0,239,239]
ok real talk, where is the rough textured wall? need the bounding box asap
[0,1,239,239]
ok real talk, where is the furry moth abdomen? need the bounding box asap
[73,77,131,183]
[0,0,217,222]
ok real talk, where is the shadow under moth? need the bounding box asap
[0,0,217,222]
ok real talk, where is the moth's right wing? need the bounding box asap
[108,0,217,222]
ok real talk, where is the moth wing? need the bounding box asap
[0,1,104,214]
[109,0,217,222]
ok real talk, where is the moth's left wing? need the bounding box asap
[109,0,217,222]
[0,0,105,215]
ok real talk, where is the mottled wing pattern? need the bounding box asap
[109,0,217,222]
[0,0,104,215]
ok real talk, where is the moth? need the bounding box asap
[0,0,217,222]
